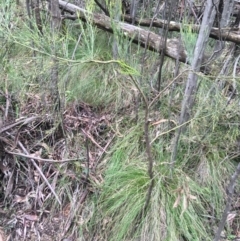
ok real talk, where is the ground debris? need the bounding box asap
[0,93,114,240]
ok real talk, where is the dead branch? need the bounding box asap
[0,116,38,134]
[17,140,62,205]
[124,16,240,44]
[58,0,240,62]
[81,128,107,153]
[5,149,80,163]
[93,134,115,171]
[58,0,188,63]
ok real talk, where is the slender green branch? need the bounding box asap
[129,74,154,217]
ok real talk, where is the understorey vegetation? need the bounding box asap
[0,0,240,240]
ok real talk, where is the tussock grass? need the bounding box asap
[94,113,230,240]
[63,61,136,109]
[93,73,239,240]
[96,125,148,241]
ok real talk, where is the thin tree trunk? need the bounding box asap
[130,0,138,24]
[220,0,234,28]
[50,0,61,110]
[212,0,234,61]
[171,0,220,165]
[179,0,219,125]
[157,0,176,91]
[214,160,240,241]
[109,0,122,59]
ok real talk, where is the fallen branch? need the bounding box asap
[123,16,240,44]
[81,128,107,153]
[0,116,38,134]
[58,0,240,66]
[61,2,240,45]
[59,0,188,63]
[17,140,62,205]
[5,149,80,163]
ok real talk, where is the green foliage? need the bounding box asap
[93,104,237,240]
[180,18,198,64]
[97,125,148,241]
[1,2,240,240]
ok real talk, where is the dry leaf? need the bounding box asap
[226,212,236,224]
[181,195,188,216]
[189,194,197,200]
[0,227,6,241]
[23,214,39,221]
[173,187,183,208]
[151,119,177,126]
[30,148,42,158]
[173,193,181,208]
[14,194,28,203]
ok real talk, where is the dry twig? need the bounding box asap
[17,141,62,205]
[6,149,80,163]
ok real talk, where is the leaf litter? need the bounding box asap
[0,91,115,240]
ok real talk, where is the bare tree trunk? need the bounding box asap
[129,0,140,24]
[220,0,234,28]
[111,0,122,59]
[50,0,61,110]
[213,0,235,91]
[50,0,61,32]
[34,0,43,34]
[157,0,176,91]
[212,0,234,62]
[171,0,220,165]
[179,0,219,125]
[214,161,240,241]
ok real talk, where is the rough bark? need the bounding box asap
[50,0,61,110]
[123,16,240,44]
[129,0,138,23]
[51,0,61,31]
[34,0,43,34]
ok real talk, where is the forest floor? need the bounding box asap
[0,89,240,241]
[0,92,118,240]
[1,1,240,239]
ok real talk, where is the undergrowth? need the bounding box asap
[0,1,240,241]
